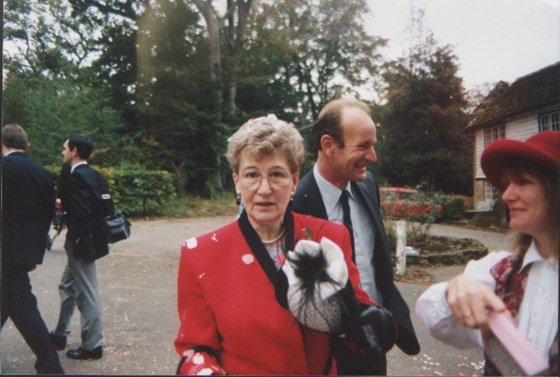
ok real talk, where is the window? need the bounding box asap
[484,181,499,201]
[484,125,505,146]
[539,111,559,131]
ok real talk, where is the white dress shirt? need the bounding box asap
[312,165,379,302]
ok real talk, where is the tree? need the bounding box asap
[192,0,253,113]
[378,8,472,194]
[3,0,100,79]
[133,0,227,192]
[465,81,498,115]
[2,72,129,167]
[3,0,132,167]
[3,0,392,196]
[242,0,386,124]
[61,0,227,193]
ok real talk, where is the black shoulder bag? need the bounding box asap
[94,173,131,244]
[76,168,131,244]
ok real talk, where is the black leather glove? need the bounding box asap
[331,304,397,375]
[353,305,397,356]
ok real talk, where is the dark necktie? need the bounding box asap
[339,189,355,262]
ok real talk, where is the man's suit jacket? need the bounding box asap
[60,164,108,261]
[292,169,420,355]
[2,152,55,269]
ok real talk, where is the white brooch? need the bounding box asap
[242,254,254,265]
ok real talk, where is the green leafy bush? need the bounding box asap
[405,190,465,223]
[100,167,176,217]
[46,164,176,217]
[439,196,464,222]
[160,194,239,218]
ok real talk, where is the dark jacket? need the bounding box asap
[292,170,420,356]
[60,164,108,261]
[2,152,55,269]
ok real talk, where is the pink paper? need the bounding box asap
[486,311,549,375]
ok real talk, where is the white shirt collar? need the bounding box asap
[313,164,354,208]
[522,239,558,270]
[71,161,88,173]
[3,150,22,156]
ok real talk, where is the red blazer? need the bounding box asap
[175,211,374,375]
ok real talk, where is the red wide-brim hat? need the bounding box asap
[481,130,560,191]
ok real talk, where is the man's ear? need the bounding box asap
[70,147,80,159]
[320,134,335,157]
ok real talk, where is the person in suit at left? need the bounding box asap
[292,98,420,375]
[50,135,106,360]
[1,123,65,374]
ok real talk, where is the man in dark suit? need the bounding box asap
[292,98,420,375]
[1,124,65,374]
[50,135,106,360]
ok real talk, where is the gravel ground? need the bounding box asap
[1,217,504,375]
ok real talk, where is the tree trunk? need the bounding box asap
[192,0,223,107]
[192,0,224,190]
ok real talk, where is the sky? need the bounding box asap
[366,0,560,91]
[4,0,558,94]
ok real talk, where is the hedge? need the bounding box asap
[46,165,176,217]
[439,196,464,222]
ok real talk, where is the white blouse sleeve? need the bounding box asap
[415,251,512,350]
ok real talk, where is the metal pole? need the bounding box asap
[396,220,407,276]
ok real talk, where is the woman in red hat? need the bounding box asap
[416,131,559,376]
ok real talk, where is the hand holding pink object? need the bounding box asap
[446,274,507,328]
[485,311,549,376]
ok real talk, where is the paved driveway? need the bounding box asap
[1,217,505,375]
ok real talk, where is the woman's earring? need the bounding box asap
[236,192,241,205]
[290,191,294,202]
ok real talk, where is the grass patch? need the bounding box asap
[158,193,239,219]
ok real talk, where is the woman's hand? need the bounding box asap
[446,274,508,330]
[176,350,226,375]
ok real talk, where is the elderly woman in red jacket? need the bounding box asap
[174,115,396,375]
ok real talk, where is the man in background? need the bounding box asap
[292,98,419,375]
[50,135,106,360]
[1,123,65,374]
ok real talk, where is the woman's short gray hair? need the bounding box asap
[226,114,306,174]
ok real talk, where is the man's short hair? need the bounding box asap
[67,135,94,160]
[2,124,29,150]
[314,98,372,151]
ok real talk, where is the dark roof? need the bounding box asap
[466,62,560,130]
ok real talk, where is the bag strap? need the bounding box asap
[73,168,114,218]
[92,171,115,217]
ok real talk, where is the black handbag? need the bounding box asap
[103,211,131,243]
